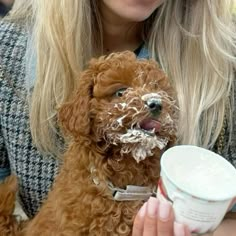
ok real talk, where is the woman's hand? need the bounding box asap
[211,219,236,236]
[132,197,236,236]
[132,197,191,236]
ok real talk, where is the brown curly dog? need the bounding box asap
[0,51,178,236]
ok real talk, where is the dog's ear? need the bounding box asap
[58,71,93,138]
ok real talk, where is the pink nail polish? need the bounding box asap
[147,197,158,217]
[138,202,147,218]
[159,200,171,221]
[174,222,185,236]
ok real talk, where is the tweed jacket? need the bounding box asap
[0,20,59,217]
[0,20,236,217]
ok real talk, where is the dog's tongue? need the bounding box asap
[139,119,161,133]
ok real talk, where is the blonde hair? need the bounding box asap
[9,0,236,156]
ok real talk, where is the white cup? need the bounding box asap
[157,145,236,234]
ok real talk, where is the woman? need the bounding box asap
[0,0,235,235]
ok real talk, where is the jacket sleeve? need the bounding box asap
[0,20,29,181]
[0,22,11,180]
[0,122,10,181]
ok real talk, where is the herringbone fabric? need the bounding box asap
[0,20,59,217]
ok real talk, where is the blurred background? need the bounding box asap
[0,0,14,18]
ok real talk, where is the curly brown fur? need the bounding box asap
[0,176,27,236]
[0,51,178,236]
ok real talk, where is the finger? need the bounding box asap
[233,197,236,204]
[157,200,174,236]
[231,197,236,207]
[132,202,147,236]
[143,197,159,236]
[174,222,191,236]
[184,225,192,236]
[227,197,236,212]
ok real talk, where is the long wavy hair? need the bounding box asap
[8,0,236,157]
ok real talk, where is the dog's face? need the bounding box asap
[59,51,178,162]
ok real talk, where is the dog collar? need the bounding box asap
[90,166,157,201]
[108,181,157,201]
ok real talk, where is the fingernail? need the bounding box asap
[159,200,171,221]
[147,197,159,217]
[138,202,147,218]
[174,222,185,236]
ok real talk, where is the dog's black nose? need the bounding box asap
[146,98,162,115]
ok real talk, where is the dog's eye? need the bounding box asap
[115,88,127,97]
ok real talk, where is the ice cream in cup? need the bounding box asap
[157,145,236,234]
